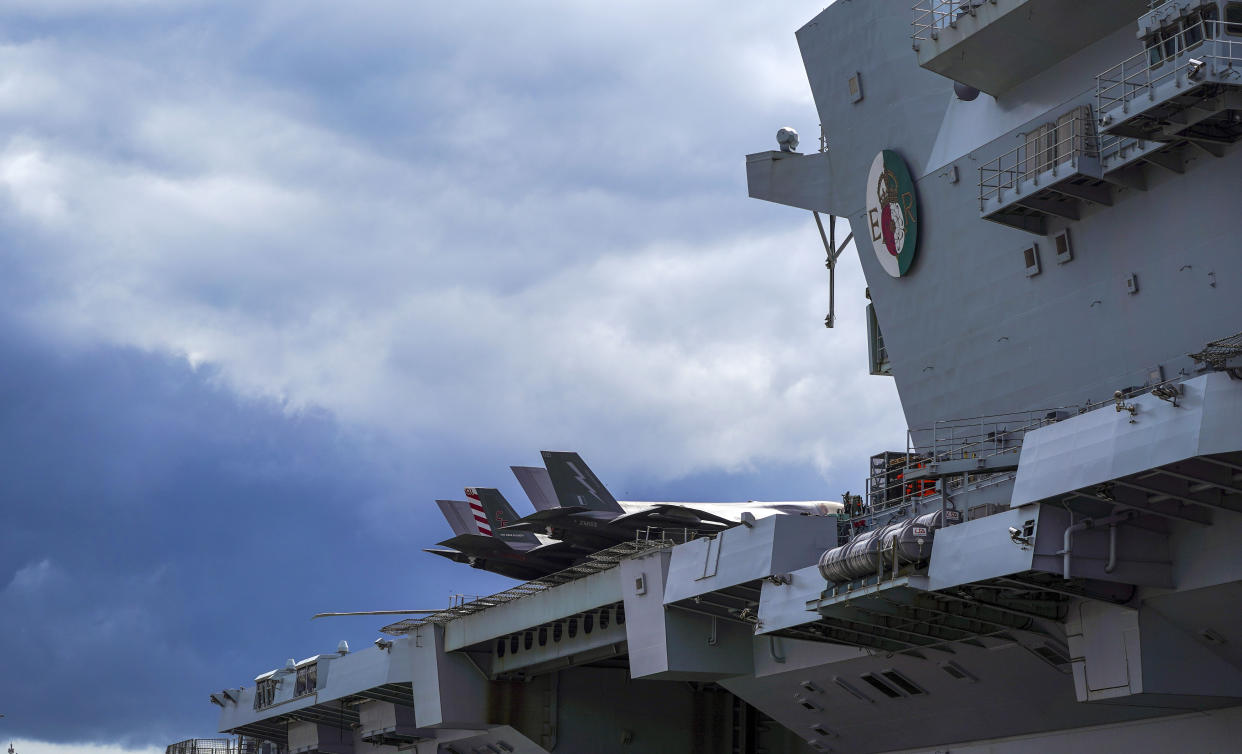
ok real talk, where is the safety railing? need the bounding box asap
[378,537,676,635]
[1097,19,1242,115]
[918,407,1068,462]
[850,406,1076,528]
[978,109,1097,209]
[166,740,254,754]
[911,0,985,41]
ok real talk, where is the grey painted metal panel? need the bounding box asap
[914,0,1147,96]
[621,550,754,681]
[721,635,1166,754]
[745,151,836,213]
[756,564,827,635]
[288,721,353,754]
[357,700,423,741]
[217,642,414,733]
[489,614,626,676]
[926,505,1048,590]
[1011,374,1242,508]
[879,705,1242,754]
[443,567,622,651]
[411,624,489,730]
[663,515,838,604]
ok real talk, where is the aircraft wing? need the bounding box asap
[506,506,591,523]
[436,533,523,555]
[610,504,735,528]
[495,506,595,534]
[424,548,472,564]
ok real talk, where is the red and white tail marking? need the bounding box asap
[465,488,492,536]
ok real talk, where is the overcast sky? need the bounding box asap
[0,1,907,749]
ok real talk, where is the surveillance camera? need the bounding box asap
[1009,526,1032,548]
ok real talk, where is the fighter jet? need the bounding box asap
[504,452,844,548]
[424,488,582,581]
[512,461,842,522]
[500,452,745,549]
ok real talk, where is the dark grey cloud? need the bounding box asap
[0,322,465,745]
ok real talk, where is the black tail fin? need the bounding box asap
[541,451,623,513]
[465,487,541,547]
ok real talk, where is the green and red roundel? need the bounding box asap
[865,150,919,278]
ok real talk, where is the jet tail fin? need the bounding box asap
[541,451,624,513]
[466,487,542,548]
[511,465,560,511]
[436,499,480,537]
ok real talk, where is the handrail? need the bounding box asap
[911,0,983,41]
[1097,19,1242,115]
[978,111,1096,208]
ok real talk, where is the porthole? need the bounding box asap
[616,605,626,625]
[553,622,563,642]
[509,635,519,655]
[496,639,506,658]
[538,627,548,647]
[584,613,594,634]
[567,617,579,639]
[599,608,610,630]
[524,631,534,651]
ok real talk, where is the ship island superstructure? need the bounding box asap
[194,1,1242,752]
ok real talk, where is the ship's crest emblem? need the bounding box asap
[866,150,919,278]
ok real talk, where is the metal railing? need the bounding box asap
[1097,19,1242,115]
[379,537,676,635]
[854,406,1076,526]
[978,110,1097,208]
[1096,130,1150,165]
[911,0,985,41]
[918,407,1067,462]
[166,740,253,754]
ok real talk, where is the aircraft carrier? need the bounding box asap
[188,1,1242,751]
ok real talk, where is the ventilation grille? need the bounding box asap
[858,670,926,700]
[940,660,977,682]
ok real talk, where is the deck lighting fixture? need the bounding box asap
[1188,58,1206,80]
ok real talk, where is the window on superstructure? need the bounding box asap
[866,303,892,377]
[1226,2,1242,34]
[1184,11,1205,47]
[1163,23,1183,59]
[253,678,277,710]
[1147,34,1163,67]
[1202,4,1220,35]
[294,663,317,697]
